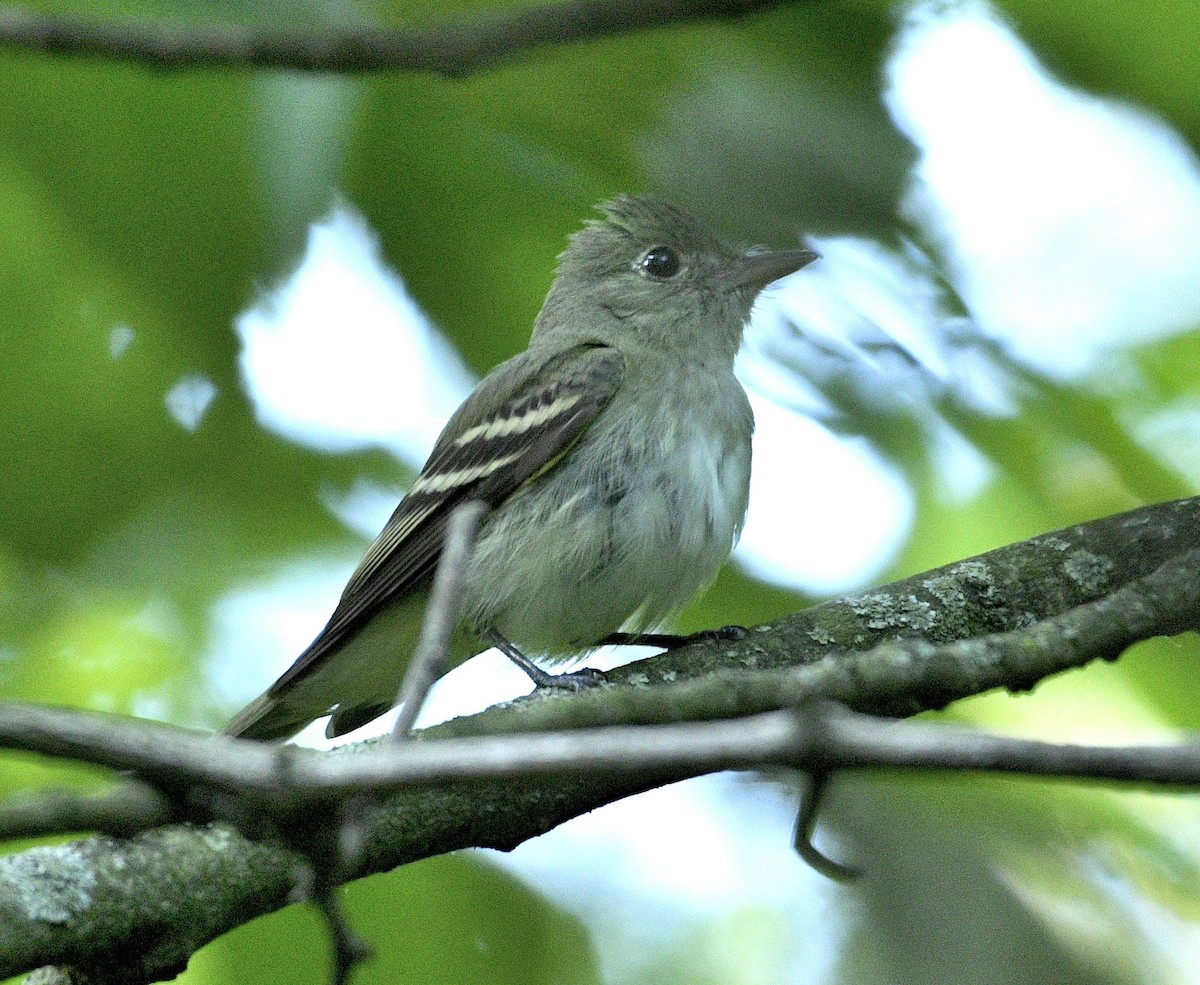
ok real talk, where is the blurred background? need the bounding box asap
[2,0,1200,981]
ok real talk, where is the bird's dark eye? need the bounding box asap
[637,245,681,280]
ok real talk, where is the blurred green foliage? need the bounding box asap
[0,0,1199,982]
[190,855,599,985]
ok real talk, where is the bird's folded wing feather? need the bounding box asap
[269,343,626,692]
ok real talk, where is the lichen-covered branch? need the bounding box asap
[432,495,1200,735]
[1,496,1198,982]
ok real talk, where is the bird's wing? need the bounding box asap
[270,343,625,692]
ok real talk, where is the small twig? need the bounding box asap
[792,771,859,882]
[391,500,488,740]
[292,795,375,984]
[0,0,793,77]
[312,874,373,985]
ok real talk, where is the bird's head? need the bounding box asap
[535,194,818,365]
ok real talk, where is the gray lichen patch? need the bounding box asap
[806,625,837,646]
[922,573,966,609]
[846,592,937,634]
[947,558,993,582]
[0,844,95,923]
[947,559,1004,607]
[1063,548,1116,594]
[921,573,975,638]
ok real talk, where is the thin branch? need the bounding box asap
[301,811,374,985]
[313,885,372,985]
[812,704,1200,782]
[391,500,488,740]
[0,0,794,76]
[9,689,1200,845]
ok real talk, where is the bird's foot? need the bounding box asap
[487,630,607,690]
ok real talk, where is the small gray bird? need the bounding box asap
[225,195,818,741]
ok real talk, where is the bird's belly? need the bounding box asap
[462,419,751,657]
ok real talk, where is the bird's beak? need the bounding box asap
[723,247,820,293]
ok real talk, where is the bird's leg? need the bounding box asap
[600,626,748,649]
[486,630,607,691]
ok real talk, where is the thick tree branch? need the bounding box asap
[429,495,1200,735]
[1,496,1198,980]
[0,0,794,76]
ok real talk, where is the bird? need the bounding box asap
[224,194,818,741]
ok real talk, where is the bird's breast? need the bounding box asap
[461,368,753,654]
